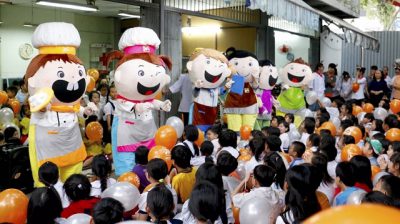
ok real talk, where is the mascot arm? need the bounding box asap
[273,97,280,108]
[152,99,171,112]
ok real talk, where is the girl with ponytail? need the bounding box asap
[90,154,116,197]
[147,184,175,224]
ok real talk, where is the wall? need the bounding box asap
[0,5,117,87]
[274,30,310,69]
[320,29,343,73]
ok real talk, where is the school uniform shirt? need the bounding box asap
[138,184,178,214]
[54,180,70,208]
[327,160,338,179]
[333,187,362,206]
[217,146,240,159]
[351,77,366,100]
[289,158,304,168]
[244,156,260,174]
[102,99,116,121]
[318,182,335,204]
[172,167,197,203]
[280,133,290,152]
[339,79,353,101]
[211,138,221,157]
[300,133,310,146]
[369,156,378,166]
[175,199,224,224]
[169,74,193,113]
[190,155,206,167]
[90,178,117,197]
[182,140,197,157]
[276,210,295,224]
[309,72,326,96]
[61,197,100,218]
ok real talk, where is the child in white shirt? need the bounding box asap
[279,121,290,153]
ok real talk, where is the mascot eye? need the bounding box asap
[234,62,239,66]
[206,60,210,64]
[249,62,253,66]
[290,66,294,70]
[79,70,84,77]
[270,69,273,73]
[138,70,145,76]
[57,71,65,78]
[302,69,306,72]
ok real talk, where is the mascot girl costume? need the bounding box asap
[109,27,172,176]
[254,60,279,130]
[276,58,313,127]
[224,47,260,132]
[186,48,232,132]
[25,22,97,186]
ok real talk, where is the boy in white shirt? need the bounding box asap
[308,63,325,111]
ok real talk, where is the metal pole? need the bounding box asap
[361,46,365,67]
[159,0,165,55]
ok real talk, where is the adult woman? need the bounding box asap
[369,70,390,107]
[338,71,352,101]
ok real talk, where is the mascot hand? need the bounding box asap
[135,102,154,113]
[84,102,98,116]
[194,80,204,88]
[282,84,290,91]
[225,79,234,89]
[256,96,263,108]
[161,100,172,112]
[273,99,281,108]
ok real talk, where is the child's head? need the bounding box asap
[363,113,374,124]
[249,137,265,161]
[341,102,353,116]
[343,135,356,145]
[189,181,224,223]
[64,174,92,201]
[319,135,337,162]
[265,135,282,153]
[332,98,344,109]
[4,126,19,142]
[216,152,238,176]
[200,141,214,157]
[335,161,356,187]
[363,139,382,158]
[316,113,330,128]
[253,165,276,187]
[108,84,117,100]
[89,91,100,104]
[384,114,400,131]
[146,184,175,222]
[271,115,285,128]
[372,119,384,133]
[303,117,316,134]
[311,153,333,185]
[374,175,400,201]
[22,104,31,117]
[92,154,112,192]
[307,133,320,148]
[289,141,306,158]
[388,141,400,157]
[146,158,168,182]
[38,161,59,186]
[389,152,400,176]
[171,145,192,169]
[27,187,62,224]
[278,121,289,134]
[206,125,221,141]
[350,155,373,189]
[92,198,124,224]
[196,162,223,189]
[6,86,18,98]
[285,113,294,124]
[184,125,199,142]
[135,146,149,165]
[263,152,287,189]
[361,191,395,207]
[262,126,280,137]
[250,130,263,140]
[338,119,353,136]
[218,129,237,148]
[98,83,109,97]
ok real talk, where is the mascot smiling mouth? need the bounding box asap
[288,73,305,83]
[52,78,86,103]
[205,70,222,83]
[138,82,160,95]
[269,75,278,86]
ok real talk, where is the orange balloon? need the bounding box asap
[352,82,360,92]
[240,125,252,140]
[86,76,96,92]
[341,144,362,161]
[194,129,205,147]
[155,91,162,100]
[304,204,400,224]
[222,114,228,124]
[155,125,177,149]
[352,105,363,116]
[118,172,140,188]
[390,99,400,114]
[229,171,241,181]
[0,90,8,104]
[319,121,336,136]
[386,128,400,142]
[238,153,252,162]
[87,68,100,81]
[280,152,292,163]
[0,189,29,224]
[343,126,363,143]
[233,206,240,224]
[148,145,172,171]
[371,165,380,180]
[8,99,20,115]
[85,121,103,141]
[363,103,374,113]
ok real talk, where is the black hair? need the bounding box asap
[147,184,175,224]
[27,187,63,224]
[357,125,366,140]
[38,161,59,186]
[391,141,400,154]
[359,67,366,74]
[308,133,320,147]
[318,113,330,127]
[381,100,390,111]
[381,139,390,154]
[275,116,285,125]
[285,113,295,123]
[92,154,112,192]
[343,102,353,115]
[314,62,324,72]
[265,135,282,152]
[219,129,237,148]
[291,141,306,158]
[171,145,192,169]
[350,155,373,190]
[264,152,287,189]
[64,174,92,201]
[88,90,100,102]
[390,153,400,173]
[264,126,281,137]
[362,191,395,207]
[92,198,124,224]
[216,152,238,176]
[284,165,321,222]
[311,153,334,185]
[85,116,99,127]
[0,132,4,142]
[340,119,354,132]
[333,98,344,110]
[147,158,168,181]
[6,86,18,95]
[319,135,337,161]
[206,124,222,137]
[385,114,400,129]
[373,119,385,133]
[279,121,290,133]
[342,71,350,78]
[253,165,276,187]
[4,126,18,143]
[380,175,400,201]
[251,130,263,139]
[343,135,356,145]
[200,141,214,157]
[105,84,114,104]
[249,137,265,162]
[135,146,149,165]
[189,181,225,223]
[184,125,199,142]
[371,65,378,70]
[225,47,257,60]
[319,129,331,137]
[336,161,356,187]
[259,59,275,67]
[364,113,374,122]
[304,117,316,134]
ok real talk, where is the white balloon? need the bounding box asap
[166,116,184,138]
[239,197,275,224]
[66,213,92,224]
[301,109,314,118]
[373,107,388,120]
[331,117,341,131]
[321,97,331,107]
[1,122,20,138]
[347,189,367,205]
[289,130,301,143]
[101,182,140,211]
[357,112,366,124]
[306,91,318,105]
[0,108,14,124]
[236,161,246,180]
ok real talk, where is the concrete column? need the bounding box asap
[256,13,275,62]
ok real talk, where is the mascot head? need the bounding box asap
[112,27,171,101]
[186,48,231,89]
[280,58,312,87]
[258,59,278,91]
[225,47,259,83]
[25,22,88,106]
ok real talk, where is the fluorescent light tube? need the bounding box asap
[118,10,140,18]
[36,0,98,12]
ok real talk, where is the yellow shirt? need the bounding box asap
[20,117,30,135]
[172,167,197,203]
[84,138,103,157]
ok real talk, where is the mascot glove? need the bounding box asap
[225,79,234,89]
[152,100,172,112]
[194,80,204,88]
[84,102,98,116]
[256,96,263,108]
[282,84,290,91]
[273,99,281,109]
[135,102,154,113]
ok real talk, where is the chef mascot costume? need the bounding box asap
[276,58,313,127]
[187,48,232,132]
[25,22,96,186]
[254,59,279,130]
[110,27,172,176]
[224,47,260,132]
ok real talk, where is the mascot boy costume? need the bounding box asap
[224,47,259,132]
[187,48,232,131]
[110,27,172,176]
[26,22,96,186]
